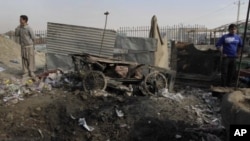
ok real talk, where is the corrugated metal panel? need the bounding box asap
[47,22,116,57]
[114,36,157,65]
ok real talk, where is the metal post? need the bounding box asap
[99,11,109,56]
[237,0,241,25]
[213,31,216,45]
[236,0,250,88]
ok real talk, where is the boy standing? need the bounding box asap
[15,15,36,77]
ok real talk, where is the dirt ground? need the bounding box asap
[0,73,226,141]
[0,86,225,141]
[0,35,226,141]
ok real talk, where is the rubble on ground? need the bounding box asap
[0,72,226,140]
[0,55,228,140]
[167,87,225,140]
[0,69,66,105]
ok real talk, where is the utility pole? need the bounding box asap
[235,0,244,25]
[237,0,240,25]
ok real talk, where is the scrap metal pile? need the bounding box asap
[71,53,174,95]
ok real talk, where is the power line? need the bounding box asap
[183,1,235,23]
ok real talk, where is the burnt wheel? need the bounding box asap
[143,71,167,95]
[83,71,107,91]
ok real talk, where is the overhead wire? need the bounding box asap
[183,1,236,23]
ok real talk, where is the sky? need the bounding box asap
[0,0,249,33]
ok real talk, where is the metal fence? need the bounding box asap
[4,30,47,45]
[8,24,220,45]
[34,30,47,44]
[117,25,214,45]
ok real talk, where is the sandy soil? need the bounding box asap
[0,35,45,78]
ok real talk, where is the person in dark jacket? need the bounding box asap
[216,24,243,87]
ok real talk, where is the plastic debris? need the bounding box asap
[78,118,94,132]
[175,134,182,139]
[44,83,52,91]
[10,60,19,64]
[47,70,63,87]
[0,78,26,105]
[37,82,45,91]
[64,78,71,84]
[0,67,5,72]
[26,79,33,85]
[37,129,44,138]
[126,84,133,96]
[158,88,184,102]
[70,114,76,120]
[119,124,128,128]
[4,79,11,85]
[90,90,109,97]
[3,89,24,103]
[37,69,64,89]
[0,69,68,105]
[115,108,124,117]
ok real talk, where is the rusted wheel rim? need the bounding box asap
[143,71,167,95]
[83,71,107,91]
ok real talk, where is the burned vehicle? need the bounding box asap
[71,53,175,95]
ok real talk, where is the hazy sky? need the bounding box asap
[0,0,248,33]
